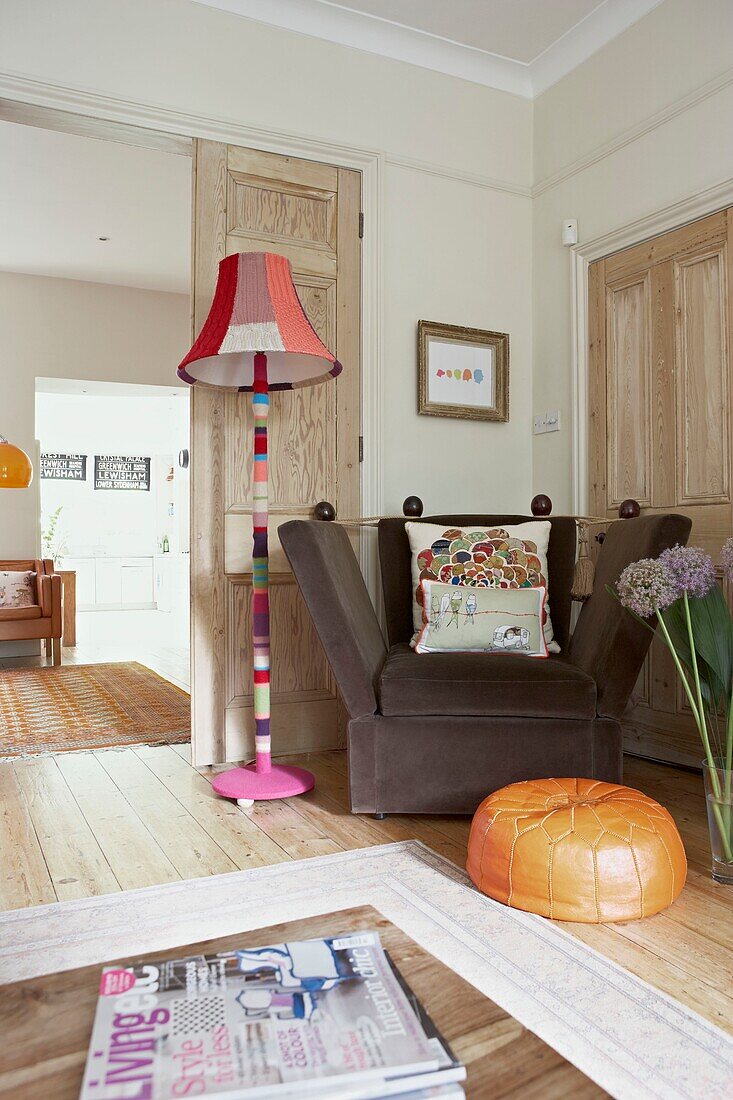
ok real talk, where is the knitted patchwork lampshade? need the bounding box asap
[178,251,341,390]
[178,252,341,805]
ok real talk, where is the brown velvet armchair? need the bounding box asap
[280,513,691,816]
[0,559,62,665]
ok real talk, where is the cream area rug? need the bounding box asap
[0,842,730,1100]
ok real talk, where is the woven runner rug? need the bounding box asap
[0,662,190,756]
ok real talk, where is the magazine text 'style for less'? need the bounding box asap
[80,931,466,1099]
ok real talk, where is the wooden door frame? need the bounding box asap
[0,85,383,597]
[571,177,733,515]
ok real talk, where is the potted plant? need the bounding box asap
[611,543,733,883]
[42,505,68,567]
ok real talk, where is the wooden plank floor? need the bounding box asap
[1,746,731,1040]
[0,637,189,693]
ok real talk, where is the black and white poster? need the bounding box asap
[94,455,151,491]
[40,453,87,481]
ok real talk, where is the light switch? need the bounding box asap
[545,410,561,432]
[533,414,547,435]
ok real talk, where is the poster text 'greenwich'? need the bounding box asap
[94,456,151,491]
[40,454,87,481]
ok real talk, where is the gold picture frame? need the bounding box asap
[417,320,509,422]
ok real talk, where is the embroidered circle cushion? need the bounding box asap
[405,521,559,652]
[467,779,687,923]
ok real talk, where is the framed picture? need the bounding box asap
[417,320,509,422]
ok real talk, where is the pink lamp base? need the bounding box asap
[211,763,315,804]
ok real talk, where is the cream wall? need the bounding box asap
[0,273,190,558]
[1,0,531,186]
[1,0,535,520]
[532,0,733,510]
[383,167,532,512]
[5,0,729,524]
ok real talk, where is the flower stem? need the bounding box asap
[724,680,733,837]
[683,592,733,862]
[682,593,719,782]
[727,680,733,788]
[655,608,701,725]
[651,602,726,858]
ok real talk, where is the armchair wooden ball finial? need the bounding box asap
[531,494,552,517]
[403,496,424,518]
[314,500,336,521]
[618,499,641,519]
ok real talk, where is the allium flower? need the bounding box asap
[616,558,678,618]
[720,537,733,582]
[659,545,716,599]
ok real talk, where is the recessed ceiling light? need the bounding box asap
[98,236,110,242]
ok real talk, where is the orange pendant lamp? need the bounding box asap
[0,435,33,489]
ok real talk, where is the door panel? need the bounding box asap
[606,275,651,507]
[650,260,676,508]
[226,389,334,530]
[190,140,361,766]
[675,249,729,504]
[227,580,332,701]
[227,175,338,252]
[589,211,733,768]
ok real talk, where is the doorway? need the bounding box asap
[0,117,192,760]
[0,100,374,914]
[35,378,190,690]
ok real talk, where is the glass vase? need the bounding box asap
[702,759,733,885]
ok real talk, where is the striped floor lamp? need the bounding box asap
[177,252,342,805]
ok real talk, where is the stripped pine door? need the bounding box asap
[190,141,360,766]
[589,209,733,766]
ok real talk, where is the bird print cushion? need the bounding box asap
[406,520,559,652]
[415,580,548,657]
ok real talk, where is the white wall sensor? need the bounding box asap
[562,219,578,246]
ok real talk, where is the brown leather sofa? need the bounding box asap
[0,559,62,665]
[279,513,691,815]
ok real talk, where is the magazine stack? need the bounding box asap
[80,930,467,1099]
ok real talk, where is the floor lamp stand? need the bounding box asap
[211,352,315,806]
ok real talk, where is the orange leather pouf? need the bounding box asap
[467,778,687,923]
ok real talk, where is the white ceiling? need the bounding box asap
[0,122,191,294]
[194,0,663,96]
[36,377,188,399]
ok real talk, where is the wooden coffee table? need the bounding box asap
[0,905,606,1099]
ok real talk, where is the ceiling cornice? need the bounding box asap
[192,0,664,99]
[529,0,664,96]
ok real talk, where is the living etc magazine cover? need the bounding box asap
[79,931,466,1099]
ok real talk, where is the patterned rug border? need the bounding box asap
[0,662,190,757]
[0,734,192,762]
[1,841,730,1100]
